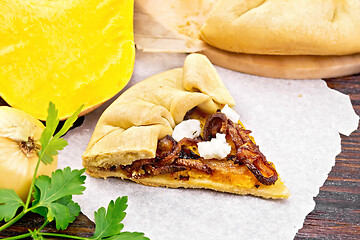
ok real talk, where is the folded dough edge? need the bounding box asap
[82,53,235,168]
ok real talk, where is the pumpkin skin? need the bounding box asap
[0,0,135,120]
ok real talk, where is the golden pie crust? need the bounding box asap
[200,0,360,55]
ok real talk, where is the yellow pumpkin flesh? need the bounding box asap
[0,0,135,120]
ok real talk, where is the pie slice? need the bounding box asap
[82,53,289,199]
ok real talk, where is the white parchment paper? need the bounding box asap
[58,51,359,240]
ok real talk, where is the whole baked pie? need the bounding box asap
[200,0,360,55]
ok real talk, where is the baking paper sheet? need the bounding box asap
[58,51,359,240]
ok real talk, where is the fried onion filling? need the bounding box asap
[120,109,279,186]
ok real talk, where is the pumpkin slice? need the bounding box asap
[0,0,135,120]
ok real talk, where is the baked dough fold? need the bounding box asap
[82,53,235,168]
[200,0,360,55]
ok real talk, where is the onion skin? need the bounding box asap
[0,107,58,201]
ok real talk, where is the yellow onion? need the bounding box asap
[0,106,58,201]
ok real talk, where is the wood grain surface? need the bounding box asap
[295,74,360,240]
[0,74,359,240]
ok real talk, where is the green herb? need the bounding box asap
[0,102,149,240]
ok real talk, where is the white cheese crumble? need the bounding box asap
[221,104,240,123]
[197,133,231,159]
[172,119,201,142]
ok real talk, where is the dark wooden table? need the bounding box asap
[1,74,359,239]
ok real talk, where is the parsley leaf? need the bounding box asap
[46,196,81,230]
[47,202,71,230]
[39,102,83,165]
[0,189,24,222]
[30,167,85,229]
[56,195,81,224]
[54,104,83,138]
[105,232,150,240]
[92,197,127,239]
[39,102,60,165]
[91,197,149,240]
[40,138,68,165]
[33,167,86,204]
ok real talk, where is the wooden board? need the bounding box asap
[201,44,360,79]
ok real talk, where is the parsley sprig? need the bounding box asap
[0,103,149,240]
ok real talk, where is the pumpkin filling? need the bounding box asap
[107,107,279,189]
